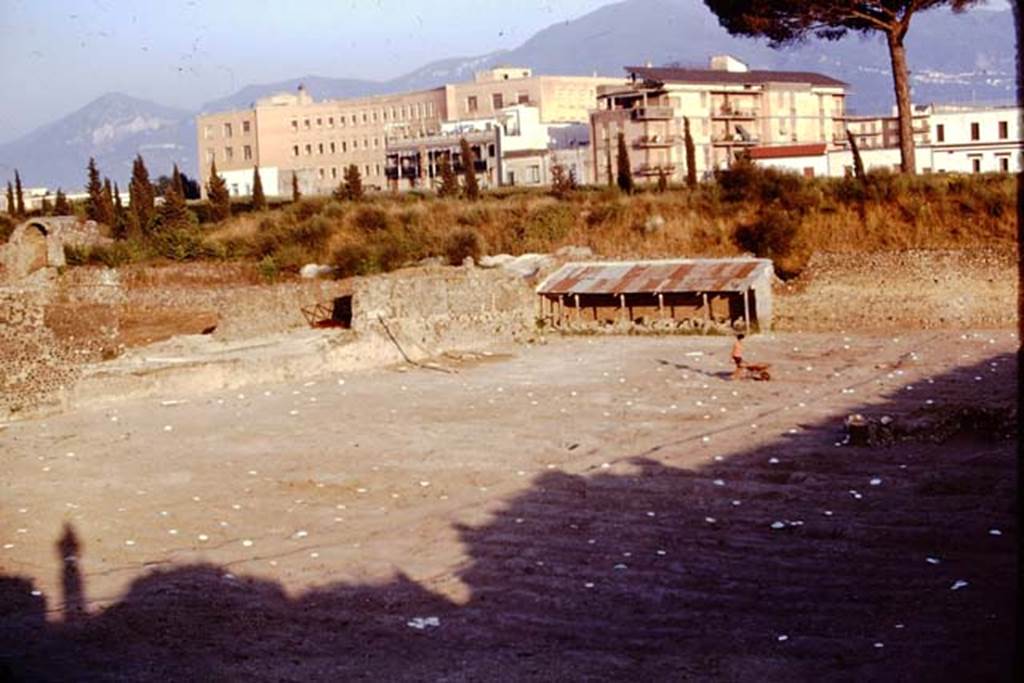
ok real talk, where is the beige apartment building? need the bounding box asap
[196,67,622,197]
[590,55,848,184]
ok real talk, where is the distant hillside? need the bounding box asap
[0,0,1014,189]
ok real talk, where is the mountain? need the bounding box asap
[1,0,1014,190]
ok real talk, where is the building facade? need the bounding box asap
[196,68,621,198]
[590,56,848,185]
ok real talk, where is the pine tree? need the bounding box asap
[459,138,479,200]
[207,160,231,221]
[41,194,53,215]
[86,157,105,222]
[291,173,302,202]
[159,164,190,228]
[684,117,697,189]
[342,164,363,201]
[130,155,156,232]
[437,154,459,198]
[54,189,71,216]
[616,132,633,194]
[251,166,267,210]
[4,182,14,218]
[14,170,25,216]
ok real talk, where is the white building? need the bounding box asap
[750,103,1023,177]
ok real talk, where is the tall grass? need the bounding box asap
[63,170,1017,280]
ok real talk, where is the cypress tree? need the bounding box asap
[41,194,53,215]
[130,155,155,232]
[251,166,267,210]
[459,138,479,200]
[86,157,104,222]
[616,132,633,194]
[54,189,71,216]
[102,177,116,226]
[437,154,459,198]
[684,117,697,188]
[14,170,25,216]
[291,173,301,202]
[112,183,128,239]
[343,164,363,201]
[657,168,668,193]
[159,164,190,228]
[207,160,231,221]
[4,182,14,218]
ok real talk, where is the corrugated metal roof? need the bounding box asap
[536,259,772,295]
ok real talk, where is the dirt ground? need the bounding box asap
[0,329,1018,681]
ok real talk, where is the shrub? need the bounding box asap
[258,255,279,282]
[0,214,15,242]
[353,205,392,232]
[293,215,332,250]
[331,242,377,278]
[445,227,485,265]
[321,200,347,220]
[523,203,575,247]
[151,224,205,261]
[734,208,802,262]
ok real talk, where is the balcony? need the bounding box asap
[711,133,759,146]
[635,163,676,177]
[632,106,673,121]
[712,107,758,119]
[635,135,676,148]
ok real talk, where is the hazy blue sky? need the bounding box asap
[0,0,1011,144]
[0,0,613,143]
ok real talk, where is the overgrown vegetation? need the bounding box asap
[43,157,1015,283]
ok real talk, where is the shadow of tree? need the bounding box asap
[0,353,1016,681]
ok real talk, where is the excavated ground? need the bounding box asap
[0,328,1017,681]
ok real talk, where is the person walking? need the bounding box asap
[730,333,745,380]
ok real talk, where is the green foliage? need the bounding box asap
[207,160,231,222]
[4,182,14,218]
[521,203,574,248]
[53,189,71,216]
[331,242,377,278]
[14,170,25,216]
[63,240,150,268]
[159,164,192,229]
[656,169,668,193]
[550,163,577,199]
[0,213,15,242]
[130,155,156,232]
[252,166,267,211]
[258,255,279,282]
[733,207,806,277]
[616,132,633,194]
[716,157,820,214]
[291,173,302,202]
[339,164,364,201]
[437,154,459,198]
[86,158,111,224]
[151,222,205,261]
[445,227,485,265]
[460,138,480,200]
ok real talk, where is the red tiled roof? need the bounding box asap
[749,143,828,159]
[536,259,773,296]
[625,66,847,88]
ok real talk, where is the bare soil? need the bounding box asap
[0,329,1016,681]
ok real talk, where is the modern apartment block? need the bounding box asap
[589,56,848,185]
[751,103,1023,176]
[196,68,621,198]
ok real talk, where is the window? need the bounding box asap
[328,117,334,127]
[517,92,529,105]
[467,96,478,113]
[224,146,233,161]
[427,102,434,116]
[492,93,504,109]
[224,122,232,137]
[971,156,981,173]
[362,113,368,123]
[375,164,381,176]
[998,121,1008,139]
[304,119,311,129]
[998,155,1010,172]
[342,141,347,152]
[364,164,371,177]
[970,122,980,141]
[936,124,944,142]
[527,165,540,183]
[351,114,357,124]
[401,106,407,119]
[305,144,312,155]
[231,183,239,196]
[372,111,378,122]
[291,120,298,132]
[373,137,379,148]
[204,124,213,139]
[318,168,325,179]
[330,142,336,154]
[292,145,300,157]
[243,145,252,160]
[242,120,251,134]
[331,167,338,179]
[363,138,369,149]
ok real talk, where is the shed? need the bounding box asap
[536,258,774,331]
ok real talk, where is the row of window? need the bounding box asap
[205,145,253,164]
[290,102,435,131]
[204,121,251,139]
[314,165,382,180]
[465,92,533,113]
[937,120,1011,143]
[291,138,383,157]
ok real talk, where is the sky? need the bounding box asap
[0,0,614,143]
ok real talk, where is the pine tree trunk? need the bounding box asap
[886,31,916,174]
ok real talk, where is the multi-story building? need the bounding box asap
[750,103,1023,176]
[196,68,621,197]
[590,55,848,185]
[844,105,931,150]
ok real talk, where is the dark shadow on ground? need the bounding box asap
[0,354,1017,682]
[656,357,733,380]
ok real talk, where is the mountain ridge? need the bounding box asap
[1,0,1014,189]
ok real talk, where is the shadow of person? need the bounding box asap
[56,523,84,623]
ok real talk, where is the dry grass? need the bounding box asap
[81,170,1017,280]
